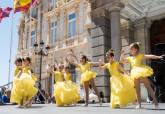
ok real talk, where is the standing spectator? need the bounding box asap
[68,63,77,82]
[66,50,77,83]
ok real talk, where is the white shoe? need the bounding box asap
[17,105,24,108]
[135,104,141,109]
[99,101,102,106]
[82,103,88,107]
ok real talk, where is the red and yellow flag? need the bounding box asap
[14,0,33,13]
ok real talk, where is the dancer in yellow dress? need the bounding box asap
[10,58,23,107]
[63,66,80,104]
[54,65,64,83]
[19,57,38,108]
[120,42,164,109]
[67,49,101,106]
[99,49,136,108]
[54,65,80,106]
[64,66,72,81]
[53,65,64,106]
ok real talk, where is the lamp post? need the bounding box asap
[33,40,50,90]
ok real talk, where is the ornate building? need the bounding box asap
[17,0,165,102]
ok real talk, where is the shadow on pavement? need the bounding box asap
[146,108,165,111]
[88,106,110,107]
[16,106,45,109]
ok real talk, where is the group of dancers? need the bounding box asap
[10,57,38,108]
[10,42,164,109]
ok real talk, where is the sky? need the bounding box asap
[0,0,21,86]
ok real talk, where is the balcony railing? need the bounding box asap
[48,33,88,50]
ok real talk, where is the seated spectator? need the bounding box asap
[2,92,9,104]
[0,89,3,105]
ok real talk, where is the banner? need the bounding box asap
[0,7,12,23]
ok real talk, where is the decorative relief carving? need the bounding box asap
[84,1,93,29]
[44,0,81,21]
[106,2,124,12]
[91,7,109,18]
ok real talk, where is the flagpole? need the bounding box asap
[8,11,14,88]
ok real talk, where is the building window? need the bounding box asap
[51,21,57,44]
[31,30,36,46]
[68,13,76,38]
[31,7,38,19]
[50,0,56,7]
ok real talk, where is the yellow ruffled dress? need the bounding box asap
[18,67,38,103]
[54,71,80,106]
[127,54,153,79]
[10,67,23,104]
[64,72,71,81]
[79,62,97,84]
[104,61,136,108]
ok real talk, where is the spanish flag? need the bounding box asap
[14,0,32,13]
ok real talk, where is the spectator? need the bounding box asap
[2,91,9,104]
[0,89,3,105]
[68,63,77,82]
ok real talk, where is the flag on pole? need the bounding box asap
[0,7,13,23]
[14,0,31,13]
[0,8,3,22]
[14,0,39,13]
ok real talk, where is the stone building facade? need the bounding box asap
[17,0,165,102]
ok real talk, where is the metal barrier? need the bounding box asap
[0,81,47,104]
[0,82,13,88]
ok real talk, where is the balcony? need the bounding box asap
[48,33,88,52]
[57,0,80,10]
[44,0,81,19]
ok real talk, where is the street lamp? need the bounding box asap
[33,40,50,90]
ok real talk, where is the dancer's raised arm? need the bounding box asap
[144,54,165,60]
[98,59,106,69]
[120,49,129,63]
[66,49,80,68]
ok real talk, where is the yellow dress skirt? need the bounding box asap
[54,81,80,106]
[10,77,23,104]
[110,74,136,108]
[15,73,38,104]
[80,71,97,84]
[130,65,153,79]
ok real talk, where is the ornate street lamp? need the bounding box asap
[33,40,50,90]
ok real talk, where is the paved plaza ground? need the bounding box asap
[0,103,165,114]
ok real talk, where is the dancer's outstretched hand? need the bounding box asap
[99,59,102,63]
[121,49,125,54]
[160,54,165,60]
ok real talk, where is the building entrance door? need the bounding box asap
[150,19,165,102]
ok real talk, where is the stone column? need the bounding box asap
[90,8,111,102]
[133,18,152,54]
[46,17,51,45]
[37,3,42,42]
[108,4,124,60]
